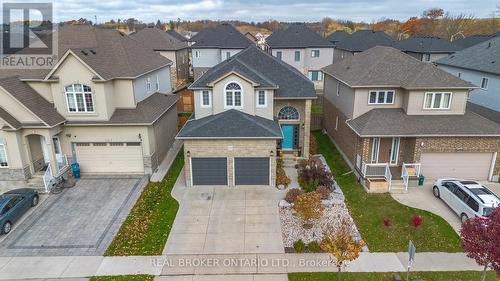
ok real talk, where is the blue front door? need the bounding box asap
[281,125,295,150]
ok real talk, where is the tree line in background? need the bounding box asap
[65,5,500,41]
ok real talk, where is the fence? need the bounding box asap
[311,113,323,130]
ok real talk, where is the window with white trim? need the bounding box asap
[336,81,340,96]
[424,92,452,109]
[65,84,95,113]
[481,78,488,90]
[335,116,339,131]
[146,78,152,92]
[457,72,462,78]
[0,139,8,167]
[368,90,394,104]
[278,106,299,120]
[201,90,211,107]
[256,90,266,107]
[155,75,160,91]
[424,53,431,61]
[311,50,320,57]
[276,51,282,60]
[308,71,323,81]
[294,51,300,61]
[371,137,380,162]
[194,50,200,58]
[226,51,231,60]
[225,82,242,108]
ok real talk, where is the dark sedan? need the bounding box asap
[0,188,39,234]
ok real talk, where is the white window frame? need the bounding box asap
[0,141,8,168]
[146,78,152,92]
[311,50,320,57]
[336,81,340,96]
[390,137,400,165]
[368,90,395,105]
[65,84,95,113]
[276,51,282,60]
[335,116,339,131]
[200,90,211,108]
[155,75,160,91]
[481,77,488,90]
[224,81,243,109]
[423,92,452,110]
[371,137,380,163]
[308,71,323,81]
[457,72,462,78]
[424,53,431,61]
[256,90,267,108]
[226,51,231,60]
[194,50,200,58]
[294,50,300,62]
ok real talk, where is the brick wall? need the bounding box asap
[183,139,277,187]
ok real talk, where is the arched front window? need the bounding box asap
[65,84,94,113]
[224,82,242,108]
[278,106,299,120]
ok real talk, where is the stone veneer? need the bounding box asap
[0,165,31,181]
[274,99,312,158]
[183,139,277,187]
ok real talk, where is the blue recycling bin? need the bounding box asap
[72,163,81,179]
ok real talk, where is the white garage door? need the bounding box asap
[75,142,144,174]
[420,152,493,180]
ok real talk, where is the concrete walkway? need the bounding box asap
[0,252,483,279]
[150,139,183,182]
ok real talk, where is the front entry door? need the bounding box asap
[281,125,295,150]
[377,138,392,163]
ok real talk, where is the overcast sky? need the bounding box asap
[50,0,499,23]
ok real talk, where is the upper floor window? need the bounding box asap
[311,50,320,57]
[368,90,394,105]
[424,92,452,109]
[0,139,8,167]
[294,51,300,62]
[146,78,152,92]
[65,84,94,113]
[194,50,200,58]
[308,71,323,81]
[201,90,211,107]
[457,72,462,78]
[256,90,267,107]
[481,78,488,90]
[225,82,242,108]
[424,53,431,61]
[336,81,341,96]
[155,75,160,91]
[278,106,299,120]
[276,51,282,60]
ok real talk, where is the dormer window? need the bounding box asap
[201,90,211,107]
[368,90,394,104]
[65,84,94,113]
[224,82,242,108]
[424,92,452,109]
[256,90,267,107]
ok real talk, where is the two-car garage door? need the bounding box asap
[191,157,270,186]
[74,142,144,174]
[420,152,494,180]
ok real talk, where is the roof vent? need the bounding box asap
[81,50,88,56]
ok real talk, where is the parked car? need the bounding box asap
[0,188,39,234]
[433,179,500,223]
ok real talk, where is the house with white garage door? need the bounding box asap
[322,46,500,192]
[176,46,316,187]
[0,25,178,191]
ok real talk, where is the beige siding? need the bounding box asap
[352,88,405,119]
[405,90,468,115]
[0,87,41,124]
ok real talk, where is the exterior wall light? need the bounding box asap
[187,151,191,157]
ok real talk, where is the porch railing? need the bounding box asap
[43,154,70,193]
[401,163,421,191]
[42,165,53,193]
[361,162,392,191]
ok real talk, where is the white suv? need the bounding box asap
[433,179,500,223]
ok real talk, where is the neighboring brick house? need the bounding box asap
[322,46,500,192]
[131,28,190,87]
[393,36,459,62]
[436,36,500,124]
[266,23,334,91]
[190,24,254,79]
[331,30,394,63]
[176,46,315,187]
[0,26,179,191]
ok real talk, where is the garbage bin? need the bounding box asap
[72,163,81,179]
[418,175,425,186]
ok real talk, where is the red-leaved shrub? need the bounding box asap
[411,215,423,227]
[383,218,391,227]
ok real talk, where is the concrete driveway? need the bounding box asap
[0,176,147,256]
[392,180,500,233]
[164,173,285,255]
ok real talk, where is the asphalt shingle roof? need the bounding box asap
[177,109,282,139]
[435,36,500,75]
[334,30,394,52]
[266,23,333,48]
[0,76,65,127]
[452,34,498,50]
[190,24,254,49]
[190,46,316,98]
[394,36,459,53]
[467,102,500,124]
[347,108,500,137]
[66,93,178,125]
[166,30,188,42]
[131,28,187,51]
[326,30,350,44]
[322,46,474,89]
[0,107,21,130]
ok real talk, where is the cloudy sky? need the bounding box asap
[50,0,499,23]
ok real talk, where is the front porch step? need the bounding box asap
[390,180,407,194]
[27,174,45,189]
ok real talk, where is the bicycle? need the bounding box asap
[50,172,76,195]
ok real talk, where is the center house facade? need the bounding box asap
[177,46,316,187]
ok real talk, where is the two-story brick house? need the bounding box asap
[190,24,254,79]
[322,46,500,191]
[177,46,315,187]
[131,27,190,87]
[0,26,179,191]
[266,23,334,91]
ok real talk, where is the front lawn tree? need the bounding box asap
[321,218,365,281]
[460,207,500,281]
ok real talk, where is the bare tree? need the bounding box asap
[438,13,475,41]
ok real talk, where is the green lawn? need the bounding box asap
[90,275,153,281]
[313,131,461,252]
[104,151,184,256]
[288,271,498,281]
[311,103,323,114]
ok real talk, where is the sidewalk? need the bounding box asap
[0,252,483,280]
[150,139,183,182]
